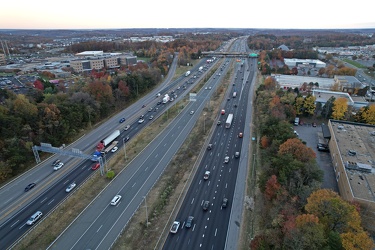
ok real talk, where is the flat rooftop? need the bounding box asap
[331,121,375,202]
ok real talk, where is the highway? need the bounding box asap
[0,53,215,249]
[163,39,257,250]
[48,58,232,249]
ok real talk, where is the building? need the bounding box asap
[312,89,369,109]
[273,74,334,90]
[0,53,6,66]
[327,120,375,232]
[284,58,326,68]
[334,75,366,95]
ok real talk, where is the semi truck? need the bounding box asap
[96,130,120,151]
[162,94,170,103]
[185,71,191,77]
[225,114,233,128]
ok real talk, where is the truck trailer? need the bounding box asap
[225,114,234,128]
[96,130,120,151]
[185,71,191,77]
[162,94,170,104]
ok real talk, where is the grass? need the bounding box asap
[15,59,230,250]
[342,58,367,68]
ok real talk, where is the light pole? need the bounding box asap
[144,195,149,228]
[122,137,127,160]
[103,153,108,172]
[203,113,206,134]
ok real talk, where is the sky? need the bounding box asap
[1,0,375,30]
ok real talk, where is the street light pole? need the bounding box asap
[144,195,148,228]
[122,137,127,160]
[204,113,206,134]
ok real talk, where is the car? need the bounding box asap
[149,115,154,120]
[140,115,144,119]
[154,108,158,112]
[204,171,210,180]
[138,119,144,124]
[318,146,330,152]
[202,200,210,211]
[53,162,64,171]
[224,156,230,163]
[124,125,130,131]
[221,109,225,115]
[235,152,240,158]
[190,111,194,115]
[221,198,228,208]
[25,183,36,192]
[110,195,122,206]
[156,93,161,97]
[142,104,146,108]
[238,132,243,138]
[217,121,221,126]
[148,107,153,112]
[177,86,181,89]
[91,163,100,170]
[26,211,43,225]
[125,135,130,142]
[185,216,194,228]
[208,86,212,89]
[170,221,180,233]
[207,144,212,150]
[312,122,317,127]
[157,101,161,105]
[234,104,238,108]
[111,146,118,153]
[65,182,76,193]
[52,159,61,166]
[294,131,299,137]
[119,118,125,123]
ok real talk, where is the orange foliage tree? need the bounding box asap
[332,97,348,120]
[278,138,316,162]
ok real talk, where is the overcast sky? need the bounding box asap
[1,0,374,30]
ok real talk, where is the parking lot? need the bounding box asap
[294,124,339,193]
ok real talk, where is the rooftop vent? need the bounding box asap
[338,125,344,130]
[370,131,375,136]
[348,150,357,156]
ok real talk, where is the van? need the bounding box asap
[26,211,43,225]
[110,195,122,206]
[235,152,240,158]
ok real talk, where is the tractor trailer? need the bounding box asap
[225,114,234,128]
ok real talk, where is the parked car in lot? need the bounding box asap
[170,221,180,233]
[119,118,125,123]
[25,183,36,192]
[185,216,194,228]
[53,162,64,171]
[65,182,76,193]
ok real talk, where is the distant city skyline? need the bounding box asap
[2,0,375,30]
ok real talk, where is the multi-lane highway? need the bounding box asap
[163,40,257,250]
[0,53,216,249]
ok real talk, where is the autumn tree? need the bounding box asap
[332,97,348,120]
[341,231,375,250]
[294,96,304,116]
[264,76,277,90]
[303,94,316,116]
[265,175,282,200]
[278,138,316,163]
[356,104,375,125]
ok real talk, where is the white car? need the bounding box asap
[124,125,130,130]
[170,221,180,233]
[65,182,76,193]
[111,146,118,153]
[224,156,230,163]
[138,119,144,124]
[190,111,194,115]
[53,162,64,171]
[110,195,122,206]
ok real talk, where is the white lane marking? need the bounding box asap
[97,224,102,233]
[47,199,54,205]
[191,198,195,204]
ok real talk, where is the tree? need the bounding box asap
[341,231,375,250]
[265,175,281,200]
[359,104,375,124]
[278,138,316,163]
[303,94,316,116]
[321,96,335,118]
[332,97,348,120]
[305,189,363,233]
[294,96,304,116]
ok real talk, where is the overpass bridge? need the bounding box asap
[202,51,258,58]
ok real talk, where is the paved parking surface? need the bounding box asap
[294,124,339,193]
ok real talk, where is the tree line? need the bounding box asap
[251,79,374,249]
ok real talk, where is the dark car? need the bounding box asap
[52,159,61,166]
[202,200,210,211]
[185,216,194,228]
[312,122,317,127]
[25,183,36,192]
[119,118,126,123]
[221,198,228,208]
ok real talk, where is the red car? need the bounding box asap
[91,163,100,170]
